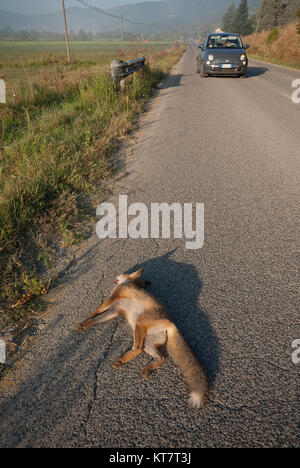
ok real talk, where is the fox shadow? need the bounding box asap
[126,250,219,385]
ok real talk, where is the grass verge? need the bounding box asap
[0,44,185,352]
[244,22,300,69]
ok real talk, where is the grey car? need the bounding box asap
[197,33,249,78]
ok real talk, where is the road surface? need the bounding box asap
[0,45,299,448]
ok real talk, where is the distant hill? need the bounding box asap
[0,0,261,34]
[0,1,144,15]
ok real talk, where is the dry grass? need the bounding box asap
[244,22,300,68]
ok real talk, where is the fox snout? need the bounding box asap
[114,269,150,288]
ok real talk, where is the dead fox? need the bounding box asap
[76,268,209,408]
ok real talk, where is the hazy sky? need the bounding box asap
[0,0,162,15]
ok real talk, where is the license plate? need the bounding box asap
[221,64,233,69]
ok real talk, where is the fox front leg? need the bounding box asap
[85,296,120,321]
[76,306,119,331]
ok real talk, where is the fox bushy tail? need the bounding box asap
[166,323,209,408]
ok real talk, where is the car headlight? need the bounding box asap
[240,54,246,61]
[208,54,214,61]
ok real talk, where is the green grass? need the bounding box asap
[248,53,300,69]
[0,41,185,335]
[0,40,173,67]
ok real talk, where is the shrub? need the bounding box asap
[266,28,279,44]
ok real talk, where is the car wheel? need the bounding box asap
[240,74,247,78]
[200,64,208,78]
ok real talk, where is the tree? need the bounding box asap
[87,31,94,41]
[222,0,254,35]
[77,29,88,41]
[256,0,292,31]
[248,13,257,33]
[0,24,13,38]
[29,29,40,40]
[69,30,77,41]
[222,3,237,32]
[281,0,300,25]
[235,0,251,35]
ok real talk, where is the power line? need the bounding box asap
[75,0,155,26]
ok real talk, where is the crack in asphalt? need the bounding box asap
[85,320,120,432]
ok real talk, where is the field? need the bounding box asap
[0,40,185,338]
[0,40,173,65]
[0,40,174,87]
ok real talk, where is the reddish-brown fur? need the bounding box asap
[76,269,209,408]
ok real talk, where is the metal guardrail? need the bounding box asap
[110,56,146,86]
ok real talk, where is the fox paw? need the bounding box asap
[142,367,152,379]
[76,320,91,331]
[112,358,124,369]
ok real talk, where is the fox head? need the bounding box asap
[114,268,150,288]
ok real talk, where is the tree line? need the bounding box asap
[256,0,300,31]
[0,25,135,41]
[0,24,179,42]
[222,0,300,34]
[0,25,93,41]
[222,0,255,35]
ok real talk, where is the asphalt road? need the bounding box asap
[0,45,299,448]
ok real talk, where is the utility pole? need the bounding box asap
[121,13,124,54]
[62,0,71,63]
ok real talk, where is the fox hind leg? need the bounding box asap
[112,323,146,369]
[142,345,165,379]
[142,330,167,379]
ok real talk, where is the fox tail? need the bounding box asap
[166,323,209,408]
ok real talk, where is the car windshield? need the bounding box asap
[207,35,243,49]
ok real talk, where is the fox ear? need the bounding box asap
[128,268,144,279]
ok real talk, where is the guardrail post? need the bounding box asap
[110,56,146,89]
[110,59,125,86]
